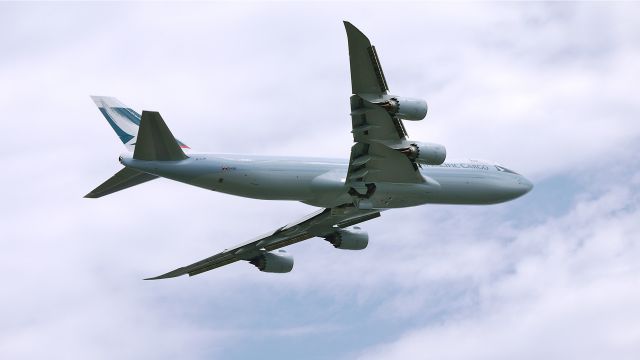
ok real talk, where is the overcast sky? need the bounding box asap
[2,2,640,359]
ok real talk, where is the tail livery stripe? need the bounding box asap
[98,107,137,144]
[91,96,189,151]
[112,107,142,125]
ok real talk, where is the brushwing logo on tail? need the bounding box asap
[91,96,189,151]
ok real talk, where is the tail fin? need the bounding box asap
[85,167,158,198]
[91,96,141,151]
[91,96,189,151]
[85,109,189,198]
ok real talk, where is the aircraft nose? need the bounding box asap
[517,176,534,195]
[491,175,533,202]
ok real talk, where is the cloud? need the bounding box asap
[1,2,640,359]
[356,163,640,360]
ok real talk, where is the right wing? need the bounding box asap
[145,206,380,279]
[343,21,423,185]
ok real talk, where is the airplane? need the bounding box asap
[86,22,533,279]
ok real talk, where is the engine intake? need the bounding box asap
[377,96,428,120]
[400,142,446,165]
[249,250,294,273]
[325,227,369,250]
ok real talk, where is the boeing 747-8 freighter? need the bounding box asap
[86,22,532,279]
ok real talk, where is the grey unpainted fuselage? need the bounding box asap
[86,21,536,279]
[120,153,533,209]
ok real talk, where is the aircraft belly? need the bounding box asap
[304,178,437,209]
[426,174,508,205]
[305,172,507,208]
[368,183,434,208]
[190,170,316,201]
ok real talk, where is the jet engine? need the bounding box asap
[325,227,369,250]
[399,141,446,165]
[249,250,294,273]
[377,97,428,120]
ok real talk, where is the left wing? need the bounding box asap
[344,21,424,186]
[145,206,380,279]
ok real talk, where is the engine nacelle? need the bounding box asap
[249,250,294,273]
[377,96,428,120]
[400,141,446,165]
[325,227,369,250]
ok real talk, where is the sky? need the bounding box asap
[1,2,640,359]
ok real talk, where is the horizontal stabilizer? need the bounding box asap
[85,167,158,198]
[133,111,188,161]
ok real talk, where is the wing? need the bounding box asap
[344,21,423,185]
[145,206,380,279]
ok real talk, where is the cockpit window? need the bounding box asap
[495,165,520,175]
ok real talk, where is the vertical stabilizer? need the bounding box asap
[91,96,141,151]
[90,96,190,151]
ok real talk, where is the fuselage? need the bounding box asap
[120,153,533,209]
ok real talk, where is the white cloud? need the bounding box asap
[357,175,640,360]
[1,2,640,359]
